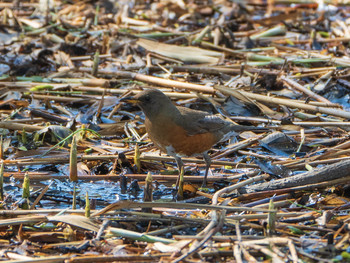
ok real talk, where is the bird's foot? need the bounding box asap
[199,166,212,190]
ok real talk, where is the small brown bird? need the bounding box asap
[122,89,264,187]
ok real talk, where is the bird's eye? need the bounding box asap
[145,95,151,102]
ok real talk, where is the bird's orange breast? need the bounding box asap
[145,118,218,157]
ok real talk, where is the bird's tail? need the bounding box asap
[230,124,269,133]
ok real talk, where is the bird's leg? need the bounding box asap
[174,156,184,188]
[202,152,212,187]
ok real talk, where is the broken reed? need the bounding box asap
[70,135,78,209]
[142,172,153,213]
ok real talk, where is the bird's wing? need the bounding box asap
[177,107,230,135]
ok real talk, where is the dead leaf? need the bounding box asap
[137,39,222,64]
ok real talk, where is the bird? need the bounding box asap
[121,89,265,187]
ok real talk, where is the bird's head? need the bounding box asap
[121,89,175,119]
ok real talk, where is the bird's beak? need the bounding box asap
[120,96,140,104]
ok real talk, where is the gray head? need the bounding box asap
[122,89,177,120]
